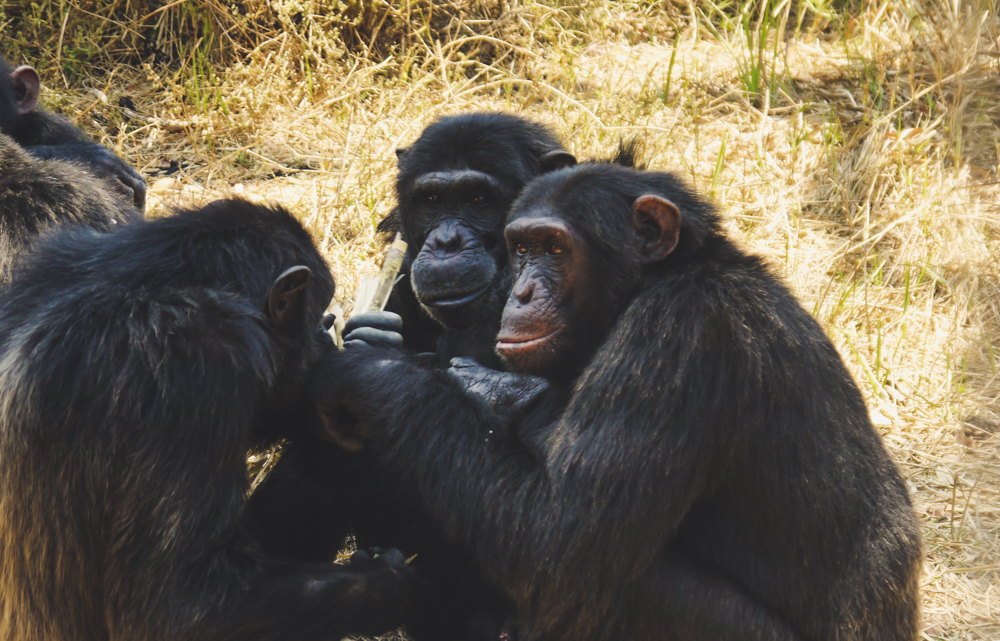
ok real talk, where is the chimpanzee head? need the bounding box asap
[394,112,575,330]
[0,56,40,136]
[141,200,337,426]
[496,163,717,380]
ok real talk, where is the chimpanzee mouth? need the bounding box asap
[495,328,563,356]
[423,283,490,309]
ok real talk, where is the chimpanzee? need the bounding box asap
[247,113,577,640]
[310,162,924,641]
[0,133,140,282]
[0,199,421,641]
[0,55,146,211]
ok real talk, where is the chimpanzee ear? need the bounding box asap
[633,194,681,264]
[538,150,577,173]
[267,266,312,333]
[11,66,40,115]
[395,147,408,160]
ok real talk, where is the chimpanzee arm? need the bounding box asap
[14,111,146,212]
[242,440,357,563]
[310,289,744,637]
[66,300,422,640]
[626,550,805,641]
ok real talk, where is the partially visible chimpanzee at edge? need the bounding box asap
[0,134,140,283]
[0,200,421,641]
[0,55,146,211]
[311,163,923,641]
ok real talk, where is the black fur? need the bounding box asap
[0,199,420,641]
[0,133,139,282]
[0,55,146,210]
[311,163,923,641]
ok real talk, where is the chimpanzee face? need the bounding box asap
[497,195,681,380]
[405,169,516,330]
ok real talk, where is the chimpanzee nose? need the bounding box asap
[428,232,463,254]
[513,278,534,304]
[425,221,467,255]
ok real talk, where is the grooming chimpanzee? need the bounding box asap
[0,55,146,211]
[0,134,140,283]
[0,200,421,641]
[311,163,924,641]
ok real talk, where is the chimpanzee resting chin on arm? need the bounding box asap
[0,199,421,641]
[0,55,146,211]
[309,162,923,641]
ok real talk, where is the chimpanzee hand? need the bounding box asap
[448,357,550,423]
[25,142,147,212]
[344,547,425,625]
[347,547,411,569]
[342,311,403,349]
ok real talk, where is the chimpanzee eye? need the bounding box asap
[426,194,439,204]
[546,243,563,256]
[515,244,528,256]
[472,194,487,205]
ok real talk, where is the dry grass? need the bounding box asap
[4,0,1000,638]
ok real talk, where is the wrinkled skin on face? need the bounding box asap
[406,169,515,330]
[497,196,681,380]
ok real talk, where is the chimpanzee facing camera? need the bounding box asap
[378,111,576,367]
[0,199,421,641]
[312,163,923,641]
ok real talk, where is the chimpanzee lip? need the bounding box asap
[496,327,564,354]
[423,283,490,309]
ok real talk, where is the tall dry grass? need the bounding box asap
[3,1,999,638]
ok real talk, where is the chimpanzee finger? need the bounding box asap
[110,177,135,208]
[129,176,147,212]
[343,327,403,349]
[349,550,371,563]
[378,548,407,567]
[343,311,403,335]
[449,356,479,370]
[315,326,335,350]
[321,313,337,330]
